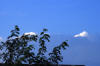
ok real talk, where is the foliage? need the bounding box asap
[0,25,69,65]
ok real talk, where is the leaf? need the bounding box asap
[40,32,44,35]
[15,25,20,31]
[43,28,48,32]
[62,41,69,47]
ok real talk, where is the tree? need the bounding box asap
[0,25,69,65]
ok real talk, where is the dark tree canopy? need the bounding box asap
[0,25,69,65]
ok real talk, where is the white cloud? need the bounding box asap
[74,31,88,38]
[24,32,37,36]
[0,37,2,41]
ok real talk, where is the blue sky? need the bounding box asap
[0,0,100,66]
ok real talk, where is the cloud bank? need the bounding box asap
[74,31,88,38]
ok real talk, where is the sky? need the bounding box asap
[0,0,100,66]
